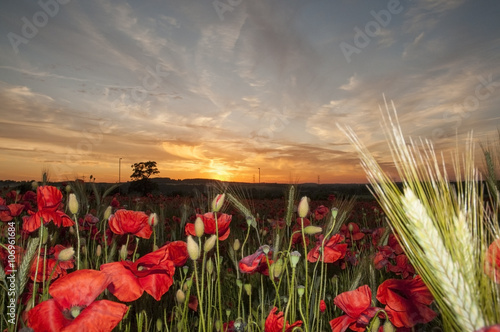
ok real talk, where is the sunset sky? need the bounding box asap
[1,0,499,184]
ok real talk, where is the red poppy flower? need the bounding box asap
[341,222,365,242]
[330,285,383,332]
[185,212,232,240]
[376,275,437,328]
[264,307,302,332]
[387,254,415,279]
[314,205,330,220]
[22,186,74,232]
[475,324,500,332]
[320,299,327,313]
[373,245,395,270]
[239,246,273,276]
[30,245,75,282]
[108,209,153,239]
[485,239,500,283]
[100,241,187,301]
[307,234,348,263]
[0,197,24,222]
[27,269,128,332]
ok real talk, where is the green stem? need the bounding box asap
[194,259,206,332]
[282,266,296,332]
[300,217,309,324]
[73,214,81,270]
[215,212,223,327]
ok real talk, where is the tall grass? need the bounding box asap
[340,98,500,332]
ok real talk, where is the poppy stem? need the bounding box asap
[214,212,224,328]
[73,213,80,270]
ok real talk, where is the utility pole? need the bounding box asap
[119,158,122,183]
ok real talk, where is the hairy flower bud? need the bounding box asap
[233,239,241,251]
[68,193,79,215]
[298,196,309,218]
[304,225,322,235]
[212,194,225,212]
[270,258,284,279]
[176,289,186,304]
[96,245,102,257]
[204,234,217,252]
[58,247,75,261]
[244,283,252,296]
[187,236,200,260]
[103,206,112,221]
[120,244,128,261]
[194,216,204,237]
[148,213,158,227]
[206,258,214,275]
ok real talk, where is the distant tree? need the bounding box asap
[130,161,160,181]
[128,161,160,195]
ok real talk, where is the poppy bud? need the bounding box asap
[120,244,128,261]
[212,194,225,212]
[236,279,242,288]
[304,225,322,235]
[369,317,380,331]
[298,196,309,218]
[270,258,284,279]
[65,185,72,193]
[96,245,102,257]
[187,236,200,260]
[215,320,222,332]
[233,239,241,251]
[290,251,301,268]
[262,245,270,255]
[176,289,186,304]
[297,285,305,297]
[31,181,39,190]
[194,216,204,237]
[68,193,79,215]
[348,223,354,232]
[58,247,75,261]
[244,283,252,296]
[41,226,49,244]
[206,258,214,275]
[383,320,395,332]
[331,207,338,219]
[148,213,158,227]
[204,234,217,252]
[103,206,112,221]
[156,318,163,331]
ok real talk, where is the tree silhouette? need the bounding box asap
[130,161,160,181]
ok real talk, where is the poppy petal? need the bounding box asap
[50,270,110,309]
[62,300,128,332]
[28,299,68,332]
[100,262,144,302]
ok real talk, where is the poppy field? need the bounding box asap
[1,178,456,332]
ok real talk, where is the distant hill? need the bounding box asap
[0,177,375,200]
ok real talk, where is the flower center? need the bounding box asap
[70,306,82,318]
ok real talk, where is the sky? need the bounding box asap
[0,0,499,184]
